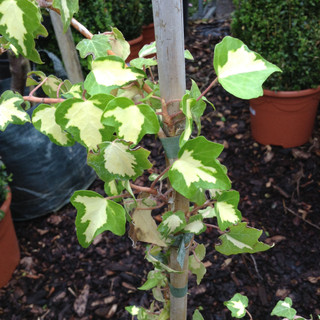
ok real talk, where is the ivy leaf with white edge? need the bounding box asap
[102,97,160,145]
[27,71,72,98]
[199,206,216,219]
[55,94,115,151]
[32,104,74,147]
[158,211,186,239]
[0,90,30,131]
[189,244,206,285]
[88,140,152,182]
[62,83,84,99]
[271,298,297,320]
[71,190,126,248]
[76,34,112,60]
[107,27,130,61]
[169,136,231,201]
[179,94,196,148]
[215,222,272,255]
[214,190,242,231]
[139,42,156,58]
[224,293,248,318]
[84,56,145,95]
[130,57,157,69]
[184,215,206,235]
[104,179,125,198]
[214,36,282,99]
[0,0,47,63]
[52,0,79,33]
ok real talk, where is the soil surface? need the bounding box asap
[1,21,320,320]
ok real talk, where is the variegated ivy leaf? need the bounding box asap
[84,56,145,95]
[184,215,206,235]
[76,34,112,60]
[199,206,216,219]
[87,140,152,182]
[179,95,196,148]
[32,104,74,147]
[27,71,72,98]
[55,94,115,151]
[214,190,242,231]
[189,243,206,285]
[130,57,157,69]
[215,222,272,255]
[104,180,125,198]
[188,79,212,135]
[271,298,297,320]
[169,136,231,202]
[139,42,156,58]
[0,90,30,131]
[62,83,84,99]
[0,0,47,63]
[52,0,79,33]
[158,211,186,239]
[71,190,126,248]
[107,27,130,61]
[214,36,282,99]
[102,97,160,144]
[224,293,248,318]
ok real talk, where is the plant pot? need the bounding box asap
[0,189,20,288]
[142,23,155,46]
[126,34,144,62]
[249,87,320,148]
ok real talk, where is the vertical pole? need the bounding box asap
[152,2,189,320]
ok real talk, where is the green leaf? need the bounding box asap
[199,206,216,219]
[189,244,206,285]
[184,49,194,60]
[169,136,231,202]
[102,97,160,144]
[224,293,248,318]
[71,190,126,248]
[184,215,206,235]
[55,94,115,150]
[104,179,125,198]
[215,222,272,255]
[27,71,71,98]
[87,140,152,181]
[271,298,297,320]
[179,95,196,148]
[158,211,186,239]
[192,309,204,320]
[139,42,156,58]
[76,34,112,60]
[0,90,30,131]
[214,190,242,231]
[52,0,79,33]
[130,57,157,69]
[32,104,74,147]
[84,56,145,95]
[139,270,167,290]
[214,36,282,99]
[108,27,130,61]
[0,0,47,63]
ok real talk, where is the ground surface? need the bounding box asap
[1,21,320,320]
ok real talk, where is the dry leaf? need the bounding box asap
[73,284,90,317]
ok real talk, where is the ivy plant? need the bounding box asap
[0,0,281,319]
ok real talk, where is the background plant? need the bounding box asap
[0,159,12,219]
[231,0,320,91]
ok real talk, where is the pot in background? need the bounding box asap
[250,87,320,148]
[126,34,144,62]
[0,189,20,288]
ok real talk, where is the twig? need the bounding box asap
[246,309,253,320]
[129,182,157,195]
[283,200,320,230]
[197,77,218,101]
[150,164,172,189]
[23,96,65,104]
[29,77,48,97]
[250,254,263,281]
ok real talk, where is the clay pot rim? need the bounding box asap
[263,86,320,98]
[128,34,143,45]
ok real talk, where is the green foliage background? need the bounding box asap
[231,0,320,91]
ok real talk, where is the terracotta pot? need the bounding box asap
[250,87,320,148]
[126,34,144,62]
[142,23,155,46]
[0,189,20,288]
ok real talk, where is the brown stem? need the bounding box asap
[129,182,157,195]
[246,310,253,320]
[150,164,173,189]
[29,77,48,97]
[197,77,218,101]
[23,96,65,104]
